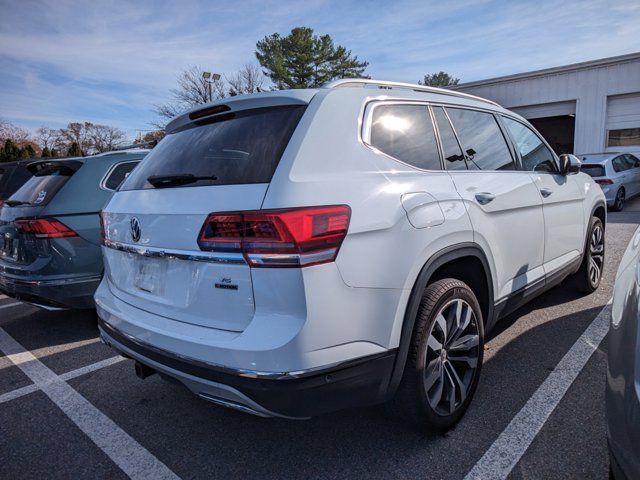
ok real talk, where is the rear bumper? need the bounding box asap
[0,272,101,309]
[99,318,396,418]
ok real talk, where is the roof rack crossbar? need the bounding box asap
[323,79,500,107]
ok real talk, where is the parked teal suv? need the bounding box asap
[0,149,147,309]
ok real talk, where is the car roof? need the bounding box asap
[165,78,517,134]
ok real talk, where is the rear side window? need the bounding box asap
[432,107,466,170]
[446,108,515,171]
[368,104,441,170]
[502,117,558,173]
[7,162,80,206]
[121,105,306,190]
[102,161,140,190]
[581,164,605,178]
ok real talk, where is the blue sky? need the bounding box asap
[1,0,639,139]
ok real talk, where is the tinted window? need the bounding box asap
[446,108,514,171]
[103,161,139,190]
[122,105,306,190]
[612,156,627,173]
[8,163,79,206]
[502,117,558,173]
[432,107,466,170]
[369,104,441,170]
[581,164,605,178]
[624,154,640,169]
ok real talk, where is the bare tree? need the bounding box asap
[87,124,127,153]
[153,66,227,127]
[227,64,266,96]
[59,122,92,154]
[36,127,65,151]
[0,118,31,145]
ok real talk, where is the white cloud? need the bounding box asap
[1,0,639,137]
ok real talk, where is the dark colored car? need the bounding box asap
[608,225,640,479]
[0,150,148,309]
[0,160,33,207]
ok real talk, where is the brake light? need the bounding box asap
[15,218,78,239]
[198,205,351,268]
[595,179,613,185]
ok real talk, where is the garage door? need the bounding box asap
[606,93,640,148]
[510,100,576,119]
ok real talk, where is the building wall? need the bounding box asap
[455,55,640,154]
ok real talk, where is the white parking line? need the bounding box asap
[0,302,22,310]
[0,355,126,404]
[0,328,180,480]
[464,301,611,480]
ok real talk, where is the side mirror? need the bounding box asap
[559,154,581,176]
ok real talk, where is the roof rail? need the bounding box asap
[323,79,500,107]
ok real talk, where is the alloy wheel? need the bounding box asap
[615,189,625,211]
[588,223,604,286]
[424,299,480,416]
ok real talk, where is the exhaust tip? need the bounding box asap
[134,361,156,380]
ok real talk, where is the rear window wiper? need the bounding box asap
[147,174,218,189]
[4,200,32,207]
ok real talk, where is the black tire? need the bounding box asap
[571,216,605,293]
[391,278,484,434]
[611,188,625,212]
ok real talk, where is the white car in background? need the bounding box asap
[96,79,606,432]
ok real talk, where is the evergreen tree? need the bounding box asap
[255,27,369,89]
[21,144,36,158]
[2,139,19,161]
[41,146,51,158]
[419,72,460,88]
[67,142,82,157]
[50,148,59,158]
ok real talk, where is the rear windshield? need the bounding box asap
[581,164,605,178]
[121,105,306,191]
[8,163,79,206]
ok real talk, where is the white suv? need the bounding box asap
[97,79,606,431]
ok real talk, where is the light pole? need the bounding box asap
[202,71,221,102]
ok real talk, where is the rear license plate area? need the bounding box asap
[133,258,167,295]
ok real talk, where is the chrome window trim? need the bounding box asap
[103,240,246,265]
[100,160,141,191]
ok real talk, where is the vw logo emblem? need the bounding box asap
[130,217,141,243]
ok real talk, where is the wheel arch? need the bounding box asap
[385,242,494,398]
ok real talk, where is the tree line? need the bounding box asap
[0,119,127,162]
[2,26,460,162]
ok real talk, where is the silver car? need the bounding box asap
[580,153,640,211]
[608,226,640,479]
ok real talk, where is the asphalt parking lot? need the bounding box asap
[1,198,639,480]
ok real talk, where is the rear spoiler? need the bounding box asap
[26,160,83,176]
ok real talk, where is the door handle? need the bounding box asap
[475,192,495,205]
[540,187,553,198]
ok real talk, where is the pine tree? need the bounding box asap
[67,142,82,157]
[256,27,369,89]
[41,146,51,158]
[419,72,460,88]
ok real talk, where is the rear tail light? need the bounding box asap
[15,218,78,239]
[198,205,351,268]
[595,179,613,185]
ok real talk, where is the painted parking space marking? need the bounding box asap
[464,301,611,480]
[0,355,126,404]
[0,302,22,310]
[0,328,179,480]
